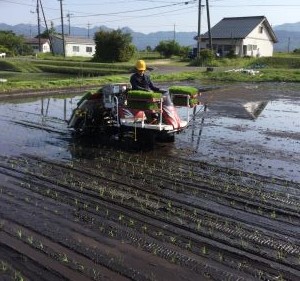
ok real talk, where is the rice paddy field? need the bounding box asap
[0,82,299,281]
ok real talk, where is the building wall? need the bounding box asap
[51,37,65,55]
[31,43,51,54]
[242,38,273,57]
[51,37,95,57]
[65,43,95,57]
[244,22,274,57]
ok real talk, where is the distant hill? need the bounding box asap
[273,30,300,52]
[0,22,299,52]
[0,23,196,50]
[273,22,300,51]
[273,22,300,32]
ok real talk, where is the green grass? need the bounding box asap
[201,68,300,83]
[1,53,300,94]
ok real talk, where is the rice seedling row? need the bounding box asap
[1,153,299,280]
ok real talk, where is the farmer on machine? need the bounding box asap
[130,60,160,92]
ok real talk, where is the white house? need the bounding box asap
[51,35,96,57]
[25,38,51,54]
[199,16,278,57]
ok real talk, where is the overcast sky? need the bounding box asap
[1,0,300,33]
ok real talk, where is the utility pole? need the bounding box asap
[173,24,176,42]
[206,0,213,51]
[288,37,290,53]
[36,0,41,52]
[58,0,65,57]
[66,12,73,36]
[197,0,202,58]
[87,22,91,38]
[39,0,54,54]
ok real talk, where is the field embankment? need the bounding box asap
[1,54,300,95]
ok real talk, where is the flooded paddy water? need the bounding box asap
[0,82,299,280]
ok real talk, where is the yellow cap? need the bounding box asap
[135,60,146,71]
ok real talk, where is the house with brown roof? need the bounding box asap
[200,16,278,57]
[51,35,95,57]
[25,38,51,54]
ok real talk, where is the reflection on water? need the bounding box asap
[181,86,300,181]
[0,83,299,181]
[0,96,75,160]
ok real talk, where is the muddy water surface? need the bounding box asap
[1,82,298,181]
[177,83,300,182]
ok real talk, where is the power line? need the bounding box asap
[55,0,196,20]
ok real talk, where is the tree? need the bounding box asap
[179,46,191,59]
[38,21,57,38]
[293,48,300,54]
[0,30,32,56]
[93,29,136,62]
[155,40,181,58]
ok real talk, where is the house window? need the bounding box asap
[73,46,80,52]
[86,47,93,53]
[259,26,263,33]
[252,45,257,50]
[247,45,253,52]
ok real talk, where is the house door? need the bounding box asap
[243,45,247,56]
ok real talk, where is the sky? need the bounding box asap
[0,0,300,34]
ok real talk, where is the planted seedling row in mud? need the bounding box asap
[0,178,291,281]
[1,154,300,280]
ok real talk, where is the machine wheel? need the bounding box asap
[136,129,155,149]
[73,117,85,133]
[156,133,175,143]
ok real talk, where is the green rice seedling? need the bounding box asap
[17,229,22,239]
[60,253,69,263]
[142,225,148,232]
[27,236,34,244]
[77,263,85,272]
[170,236,176,244]
[14,271,24,281]
[201,246,208,255]
[186,240,192,250]
[276,250,286,261]
[127,90,162,100]
[127,90,162,110]
[240,238,248,249]
[129,219,135,226]
[196,219,202,231]
[0,261,7,272]
[271,210,277,219]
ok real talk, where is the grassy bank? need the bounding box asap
[1,53,300,94]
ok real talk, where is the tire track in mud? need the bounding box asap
[1,153,300,280]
